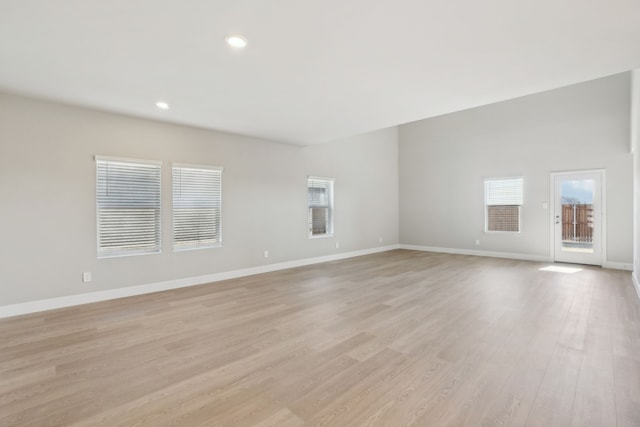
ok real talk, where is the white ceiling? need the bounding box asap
[1,1,639,145]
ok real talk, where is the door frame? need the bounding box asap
[549,169,606,266]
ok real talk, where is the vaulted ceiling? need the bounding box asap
[1,0,639,145]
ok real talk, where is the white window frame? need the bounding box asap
[484,177,523,233]
[308,176,334,238]
[172,163,223,251]
[95,155,162,258]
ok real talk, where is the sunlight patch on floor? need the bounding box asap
[539,265,583,274]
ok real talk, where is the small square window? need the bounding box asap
[485,177,523,233]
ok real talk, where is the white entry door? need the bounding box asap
[552,171,604,266]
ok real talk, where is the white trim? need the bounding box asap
[309,234,334,239]
[399,244,552,262]
[172,164,223,251]
[401,244,632,271]
[549,168,607,176]
[602,261,634,271]
[631,69,639,154]
[633,271,640,299]
[172,162,223,171]
[484,177,523,233]
[94,155,163,166]
[308,176,335,238]
[549,169,606,266]
[308,175,334,182]
[549,175,554,260]
[0,245,400,319]
[96,157,163,259]
[602,171,608,265]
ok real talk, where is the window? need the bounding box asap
[173,164,223,250]
[308,176,334,237]
[485,177,523,232]
[96,156,162,258]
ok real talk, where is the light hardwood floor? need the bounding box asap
[1,250,639,426]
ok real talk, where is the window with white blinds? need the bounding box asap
[173,164,223,250]
[485,177,523,232]
[96,156,162,258]
[308,176,334,237]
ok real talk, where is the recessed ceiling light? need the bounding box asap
[155,101,170,110]
[225,34,248,49]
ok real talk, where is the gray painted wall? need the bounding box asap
[1,72,636,308]
[633,69,640,281]
[0,94,399,305]
[399,73,633,264]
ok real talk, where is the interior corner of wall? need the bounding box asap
[632,68,640,154]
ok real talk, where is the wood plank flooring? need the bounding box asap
[1,250,639,426]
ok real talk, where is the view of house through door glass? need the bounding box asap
[552,171,603,266]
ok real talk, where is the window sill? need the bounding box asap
[98,249,162,259]
[309,234,334,239]
[174,244,222,252]
[483,231,522,235]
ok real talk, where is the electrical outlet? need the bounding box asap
[475,240,480,246]
[82,272,92,283]
[263,250,269,258]
[379,236,383,243]
[335,242,340,249]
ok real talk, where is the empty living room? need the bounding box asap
[1,1,640,426]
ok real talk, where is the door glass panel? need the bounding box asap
[560,179,594,253]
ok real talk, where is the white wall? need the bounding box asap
[0,93,399,306]
[399,73,633,264]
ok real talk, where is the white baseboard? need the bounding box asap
[400,244,634,271]
[633,271,640,300]
[602,261,634,271]
[2,243,632,319]
[0,244,400,319]
[399,244,552,263]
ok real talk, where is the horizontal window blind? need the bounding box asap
[486,178,523,206]
[173,165,222,250]
[485,177,523,232]
[96,157,162,258]
[308,176,334,237]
